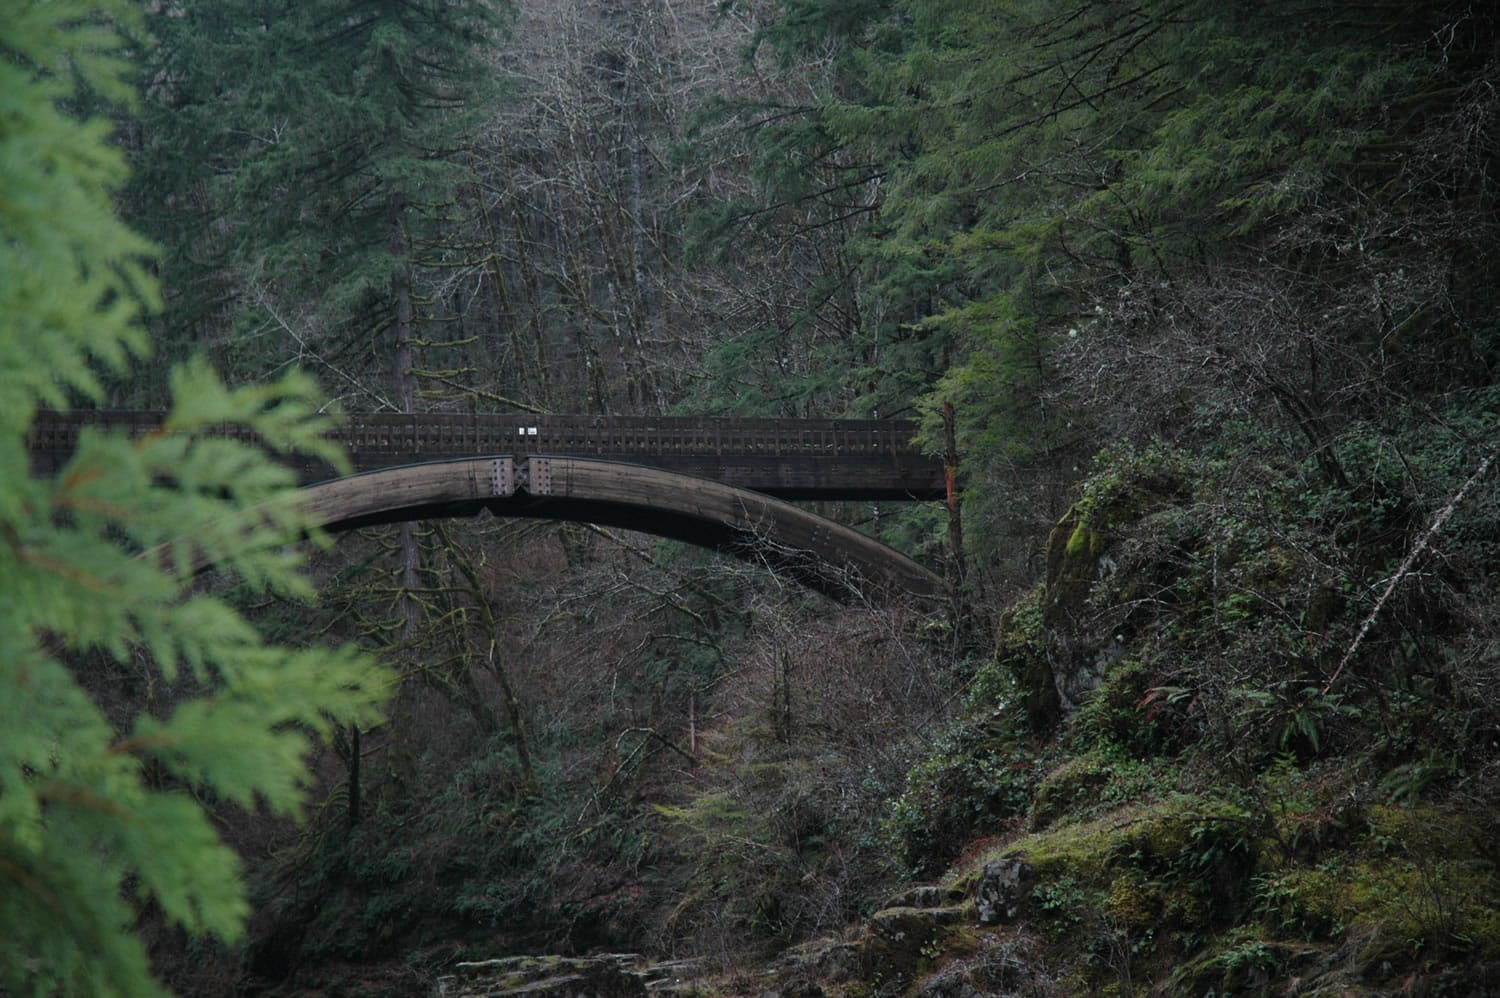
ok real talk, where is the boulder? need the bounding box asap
[861,905,971,984]
[974,859,1035,925]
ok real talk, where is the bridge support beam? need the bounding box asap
[299,456,947,602]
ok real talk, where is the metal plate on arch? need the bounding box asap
[491,457,516,497]
[528,457,553,496]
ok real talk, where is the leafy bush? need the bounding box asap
[884,724,1037,876]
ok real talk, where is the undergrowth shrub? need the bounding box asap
[1051,420,1500,774]
[884,724,1038,877]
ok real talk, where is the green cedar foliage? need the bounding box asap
[1,5,388,993]
[1,2,155,423]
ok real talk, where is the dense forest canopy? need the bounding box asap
[5,0,1500,993]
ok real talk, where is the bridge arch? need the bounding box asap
[299,455,947,602]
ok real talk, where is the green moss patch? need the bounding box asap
[1029,748,1176,830]
[1255,805,1500,961]
[966,794,1258,944]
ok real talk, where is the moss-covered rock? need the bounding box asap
[1039,510,1118,716]
[996,445,1199,736]
[1028,748,1178,832]
[778,937,863,987]
[953,795,1258,965]
[973,858,1035,924]
[1045,513,1108,626]
[858,905,973,989]
[1029,754,1114,830]
[891,430,1500,995]
[1104,870,1164,930]
[993,586,1059,731]
[1256,804,1500,964]
[909,931,1056,997]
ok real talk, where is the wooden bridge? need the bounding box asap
[29,410,944,499]
[29,411,949,600]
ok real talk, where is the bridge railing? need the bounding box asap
[32,411,925,461]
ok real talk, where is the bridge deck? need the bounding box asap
[29,410,945,501]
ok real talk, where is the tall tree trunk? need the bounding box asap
[390,197,422,637]
[386,197,423,806]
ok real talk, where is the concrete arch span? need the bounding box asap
[299,455,947,602]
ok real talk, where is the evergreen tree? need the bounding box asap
[684,0,904,418]
[131,0,506,405]
[1,5,388,992]
[130,0,511,813]
[703,0,1499,565]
